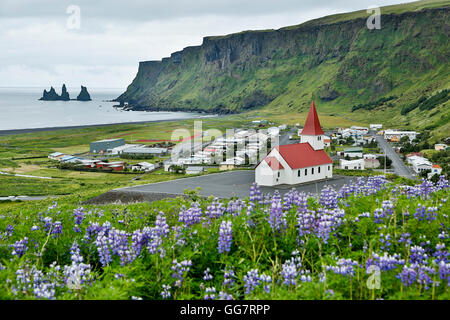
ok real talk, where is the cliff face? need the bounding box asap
[116,2,450,115]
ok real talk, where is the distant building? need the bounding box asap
[370,124,383,130]
[409,157,432,174]
[90,138,125,153]
[363,154,377,160]
[131,162,156,172]
[434,144,448,151]
[48,152,65,160]
[428,165,442,179]
[344,147,363,158]
[323,135,331,147]
[406,152,423,158]
[340,159,365,170]
[384,130,418,142]
[109,144,143,155]
[364,158,380,169]
[122,147,168,156]
[186,166,205,175]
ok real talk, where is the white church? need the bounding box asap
[255,101,333,186]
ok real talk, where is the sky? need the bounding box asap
[0,0,417,89]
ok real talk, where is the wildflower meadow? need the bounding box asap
[0,176,448,300]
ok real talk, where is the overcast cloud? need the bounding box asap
[0,0,416,89]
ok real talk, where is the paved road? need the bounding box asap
[118,170,356,199]
[374,134,415,179]
[0,196,52,201]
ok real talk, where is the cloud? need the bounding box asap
[0,0,417,88]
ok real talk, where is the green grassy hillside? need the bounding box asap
[117,0,450,138]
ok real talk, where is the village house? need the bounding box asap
[340,159,365,170]
[370,124,383,130]
[364,158,380,169]
[131,162,156,172]
[48,152,65,161]
[428,165,442,179]
[90,138,125,153]
[434,144,448,151]
[344,147,363,158]
[255,101,333,186]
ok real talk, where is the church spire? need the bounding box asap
[301,100,324,135]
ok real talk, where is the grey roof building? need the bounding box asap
[90,138,125,153]
[122,147,168,156]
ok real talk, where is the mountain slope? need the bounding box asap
[116,0,449,134]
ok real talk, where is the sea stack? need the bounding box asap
[39,87,61,101]
[60,84,70,101]
[77,86,92,101]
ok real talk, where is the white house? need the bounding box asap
[131,162,156,172]
[370,124,383,130]
[384,129,418,142]
[434,144,448,151]
[410,157,432,174]
[48,152,65,160]
[363,154,377,160]
[340,159,365,170]
[255,101,333,186]
[351,126,369,135]
[428,165,442,179]
[344,147,363,158]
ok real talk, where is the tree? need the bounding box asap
[419,169,431,179]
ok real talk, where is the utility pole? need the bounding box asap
[384,146,386,176]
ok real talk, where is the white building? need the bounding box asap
[186,166,205,175]
[370,124,383,130]
[434,144,448,151]
[131,162,156,172]
[351,126,369,135]
[344,147,363,158]
[255,101,333,186]
[363,154,378,160]
[428,165,442,179]
[340,159,365,170]
[384,129,418,142]
[410,157,432,174]
[109,144,143,155]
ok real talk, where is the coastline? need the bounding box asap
[0,115,220,137]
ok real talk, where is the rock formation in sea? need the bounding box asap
[39,87,61,101]
[60,84,70,101]
[76,86,92,101]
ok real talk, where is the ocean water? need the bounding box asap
[0,87,204,131]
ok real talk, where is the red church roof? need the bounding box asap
[301,101,324,135]
[265,156,284,170]
[275,143,332,169]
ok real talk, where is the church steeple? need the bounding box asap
[301,100,324,135]
[299,100,325,150]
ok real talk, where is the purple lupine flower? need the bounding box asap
[5,224,14,237]
[205,198,225,219]
[179,203,203,227]
[413,204,438,221]
[95,231,112,266]
[73,207,86,232]
[379,233,392,251]
[319,186,339,209]
[243,269,260,295]
[297,209,316,237]
[218,291,233,300]
[249,182,262,203]
[171,259,192,287]
[226,199,245,216]
[161,284,171,299]
[43,217,52,231]
[433,243,448,264]
[51,221,63,237]
[438,261,449,286]
[203,268,213,281]
[11,237,28,257]
[218,220,232,254]
[398,232,412,245]
[410,245,428,264]
[223,268,235,287]
[204,287,216,300]
[64,241,92,289]
[31,225,39,232]
[366,252,405,272]
[281,259,297,286]
[268,195,286,233]
[326,258,358,277]
[260,273,271,293]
